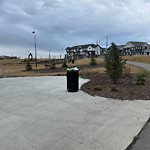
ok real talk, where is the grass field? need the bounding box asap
[123,55,150,63]
[80,64,146,76]
[0,57,147,78]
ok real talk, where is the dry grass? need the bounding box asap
[0,58,147,78]
[80,64,146,76]
[123,55,150,63]
[80,68,106,75]
[125,64,147,74]
[0,59,53,77]
[56,58,104,68]
[67,58,104,67]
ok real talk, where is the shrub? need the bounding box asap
[136,80,145,85]
[105,43,126,84]
[50,59,56,69]
[26,60,32,70]
[94,86,102,91]
[61,59,68,68]
[90,57,97,66]
[111,86,119,92]
[136,73,146,85]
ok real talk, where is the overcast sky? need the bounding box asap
[0,0,150,58]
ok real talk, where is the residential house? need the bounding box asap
[117,45,125,54]
[143,47,150,55]
[122,41,149,55]
[107,45,125,54]
[65,44,102,59]
[0,55,17,59]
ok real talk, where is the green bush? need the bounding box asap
[136,80,145,85]
[136,74,146,85]
[90,57,97,66]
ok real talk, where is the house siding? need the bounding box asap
[65,44,102,59]
[122,42,149,55]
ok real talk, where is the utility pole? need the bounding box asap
[99,40,101,56]
[49,50,51,60]
[106,36,108,50]
[32,31,37,68]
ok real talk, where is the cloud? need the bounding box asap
[0,0,150,57]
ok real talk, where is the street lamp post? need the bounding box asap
[32,31,37,68]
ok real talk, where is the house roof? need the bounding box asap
[66,44,100,50]
[144,49,150,52]
[128,41,147,46]
[108,44,125,50]
[117,45,125,49]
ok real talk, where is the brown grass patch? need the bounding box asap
[123,56,150,63]
[0,58,147,78]
[126,64,147,74]
[67,58,104,67]
[80,64,146,77]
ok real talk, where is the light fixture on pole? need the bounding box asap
[32,31,37,68]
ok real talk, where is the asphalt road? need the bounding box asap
[126,61,150,150]
[127,61,150,71]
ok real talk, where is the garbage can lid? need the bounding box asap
[67,67,79,71]
[73,67,78,71]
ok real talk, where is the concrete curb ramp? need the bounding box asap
[0,76,150,150]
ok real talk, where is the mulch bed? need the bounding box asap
[81,73,150,100]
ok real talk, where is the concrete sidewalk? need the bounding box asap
[0,76,150,150]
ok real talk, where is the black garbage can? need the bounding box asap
[67,68,79,92]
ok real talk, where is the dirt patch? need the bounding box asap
[81,73,150,100]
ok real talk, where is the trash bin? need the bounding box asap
[67,67,79,92]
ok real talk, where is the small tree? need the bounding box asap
[50,59,56,69]
[26,60,32,70]
[61,59,68,68]
[90,57,97,66]
[105,42,125,84]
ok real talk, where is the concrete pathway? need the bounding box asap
[127,61,150,71]
[0,76,150,150]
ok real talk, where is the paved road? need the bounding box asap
[126,119,150,150]
[127,61,150,150]
[0,76,150,150]
[127,61,150,71]
[126,61,150,150]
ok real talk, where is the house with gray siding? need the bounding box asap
[65,44,102,59]
[122,41,149,55]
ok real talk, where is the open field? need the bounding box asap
[123,55,150,63]
[0,58,147,78]
[0,59,51,77]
